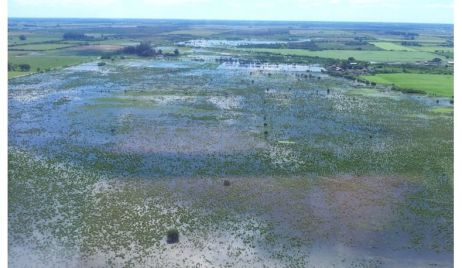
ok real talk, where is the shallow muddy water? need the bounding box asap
[9,56,453,267]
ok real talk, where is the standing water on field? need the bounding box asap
[9,54,453,267]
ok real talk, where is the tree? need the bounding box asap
[18,64,31,72]
[63,32,91,40]
[166,229,179,244]
[19,35,27,41]
[174,48,180,56]
[121,41,158,57]
[137,42,155,57]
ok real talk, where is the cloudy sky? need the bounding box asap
[8,0,453,23]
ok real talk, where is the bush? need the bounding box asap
[97,62,106,66]
[223,180,231,186]
[392,86,426,95]
[18,64,31,72]
[121,41,156,57]
[63,32,92,41]
[166,229,179,244]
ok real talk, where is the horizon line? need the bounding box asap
[7,17,454,26]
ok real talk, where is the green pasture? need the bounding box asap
[241,48,443,62]
[360,73,453,97]
[372,42,453,54]
[8,34,62,46]
[9,43,78,51]
[8,55,94,78]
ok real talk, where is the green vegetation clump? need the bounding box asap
[166,229,179,244]
[8,63,30,72]
[121,41,157,57]
[63,32,94,41]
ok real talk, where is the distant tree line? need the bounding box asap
[385,31,419,39]
[444,40,454,47]
[8,63,31,72]
[121,41,157,56]
[344,41,368,46]
[63,32,94,41]
[120,42,180,57]
[401,41,421,46]
[353,36,369,42]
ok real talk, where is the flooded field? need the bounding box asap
[176,39,294,48]
[9,55,453,267]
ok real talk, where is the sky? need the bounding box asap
[8,0,453,24]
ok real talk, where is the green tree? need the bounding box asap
[18,64,31,72]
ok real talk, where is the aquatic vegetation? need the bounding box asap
[8,54,453,267]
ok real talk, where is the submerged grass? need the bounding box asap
[8,54,454,266]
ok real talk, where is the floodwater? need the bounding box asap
[176,39,299,48]
[9,56,453,267]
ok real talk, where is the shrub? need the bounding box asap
[121,41,156,57]
[18,64,31,72]
[223,180,231,186]
[63,32,93,40]
[166,229,179,244]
